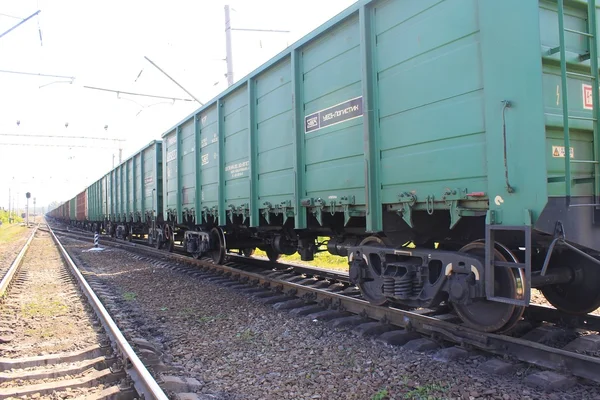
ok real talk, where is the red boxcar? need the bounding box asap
[76,190,87,221]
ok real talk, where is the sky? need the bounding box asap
[0,0,358,213]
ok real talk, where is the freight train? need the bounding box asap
[48,0,600,333]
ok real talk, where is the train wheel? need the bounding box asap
[210,227,226,264]
[243,248,255,257]
[164,225,174,252]
[154,234,162,249]
[265,247,280,262]
[541,251,600,314]
[354,236,391,307]
[452,241,525,333]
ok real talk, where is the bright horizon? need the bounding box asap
[0,0,358,213]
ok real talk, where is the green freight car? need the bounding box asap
[52,0,600,334]
[104,140,164,243]
[87,178,103,232]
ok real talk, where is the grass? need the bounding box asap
[403,383,449,400]
[235,328,256,342]
[370,381,450,400]
[0,210,22,225]
[122,292,137,301]
[372,389,389,400]
[0,224,28,245]
[22,297,68,317]
[197,313,227,324]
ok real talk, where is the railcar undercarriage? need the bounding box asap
[160,206,600,334]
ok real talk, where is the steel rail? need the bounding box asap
[47,226,168,400]
[0,226,38,298]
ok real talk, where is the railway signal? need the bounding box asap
[25,192,30,226]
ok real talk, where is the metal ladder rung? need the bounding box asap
[566,71,595,80]
[568,115,597,121]
[556,0,600,202]
[547,46,561,56]
[564,28,594,37]
[547,47,593,63]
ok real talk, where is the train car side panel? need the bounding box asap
[254,58,295,215]
[164,129,178,221]
[198,105,220,220]
[135,152,142,216]
[69,197,76,221]
[76,190,85,221]
[479,0,548,227]
[143,141,161,218]
[180,118,197,218]
[374,0,488,211]
[222,85,250,219]
[301,15,366,208]
[127,157,134,219]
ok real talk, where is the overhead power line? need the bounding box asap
[83,86,193,102]
[0,133,126,142]
[143,56,204,105]
[231,28,290,33]
[0,13,24,20]
[0,10,40,40]
[0,69,75,81]
[0,142,120,149]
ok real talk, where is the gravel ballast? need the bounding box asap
[58,237,600,400]
[1,230,103,358]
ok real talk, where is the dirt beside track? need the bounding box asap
[0,224,33,272]
[60,238,600,400]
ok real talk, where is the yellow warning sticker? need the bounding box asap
[552,145,574,158]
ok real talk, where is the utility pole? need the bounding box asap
[225,5,234,87]
[223,5,289,88]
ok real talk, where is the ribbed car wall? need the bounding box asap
[255,59,293,208]
[134,153,142,214]
[222,86,250,210]
[199,105,219,213]
[143,142,160,216]
[127,158,134,218]
[180,119,196,211]
[113,169,121,220]
[301,15,366,204]
[102,175,109,220]
[69,198,76,220]
[164,131,178,215]
[374,0,487,205]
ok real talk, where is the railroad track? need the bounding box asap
[0,224,170,399]
[51,222,600,391]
